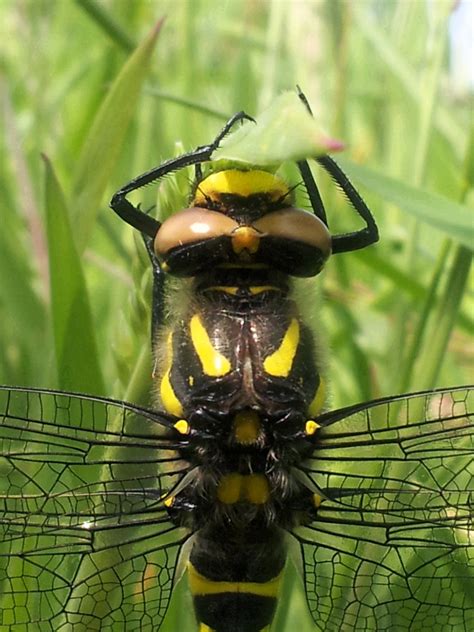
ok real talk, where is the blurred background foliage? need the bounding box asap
[0,1,472,630]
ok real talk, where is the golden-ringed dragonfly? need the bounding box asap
[0,92,473,632]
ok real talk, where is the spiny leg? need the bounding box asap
[296,87,378,252]
[111,111,254,236]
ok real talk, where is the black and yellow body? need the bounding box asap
[154,169,326,631]
[107,98,379,631]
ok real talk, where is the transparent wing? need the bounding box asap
[0,386,191,631]
[295,386,474,632]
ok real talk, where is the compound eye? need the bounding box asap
[254,208,332,259]
[154,208,238,256]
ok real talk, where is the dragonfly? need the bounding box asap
[1,91,472,632]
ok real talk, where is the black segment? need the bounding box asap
[193,593,277,632]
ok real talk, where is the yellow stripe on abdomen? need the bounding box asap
[188,562,282,598]
[216,473,270,505]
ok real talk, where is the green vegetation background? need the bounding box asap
[0,1,472,631]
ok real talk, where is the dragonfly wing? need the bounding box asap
[294,386,474,631]
[0,386,190,630]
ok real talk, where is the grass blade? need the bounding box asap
[70,20,164,252]
[43,155,105,394]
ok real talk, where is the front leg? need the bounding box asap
[110,148,211,236]
[110,111,254,236]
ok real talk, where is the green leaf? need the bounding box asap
[211,91,343,169]
[0,228,45,341]
[75,0,135,52]
[412,245,472,391]
[43,156,105,394]
[337,158,474,250]
[70,20,163,252]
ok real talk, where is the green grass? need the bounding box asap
[0,1,472,631]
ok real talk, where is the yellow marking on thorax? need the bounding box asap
[188,562,282,598]
[305,420,320,436]
[204,286,240,295]
[204,285,280,296]
[308,377,326,416]
[263,318,300,377]
[249,286,280,295]
[160,332,184,417]
[313,493,322,509]
[233,410,261,445]
[164,495,174,508]
[194,169,290,205]
[217,473,269,505]
[174,419,190,435]
[199,625,214,632]
[190,314,231,376]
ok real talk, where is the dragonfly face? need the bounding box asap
[0,93,473,632]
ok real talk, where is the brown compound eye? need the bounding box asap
[254,208,332,259]
[154,208,239,256]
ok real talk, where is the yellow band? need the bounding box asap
[188,562,282,598]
